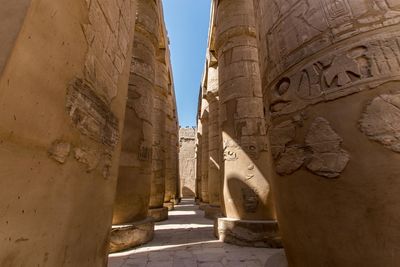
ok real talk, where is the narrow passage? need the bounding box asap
[108,199,285,267]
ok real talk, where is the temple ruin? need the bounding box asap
[1,0,400,266]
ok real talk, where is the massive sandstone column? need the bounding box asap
[214,0,281,247]
[110,0,158,253]
[148,48,169,222]
[195,112,203,204]
[258,0,400,265]
[200,98,210,206]
[205,62,223,219]
[0,0,137,265]
[164,90,178,209]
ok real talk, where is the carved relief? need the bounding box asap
[360,92,400,152]
[269,34,400,117]
[66,79,120,148]
[272,117,350,178]
[265,0,400,86]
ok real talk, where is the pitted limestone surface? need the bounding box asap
[108,199,286,267]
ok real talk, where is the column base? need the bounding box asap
[198,202,208,210]
[109,217,154,253]
[195,198,201,205]
[204,205,222,220]
[172,198,181,205]
[163,202,174,211]
[214,217,283,248]
[148,207,168,222]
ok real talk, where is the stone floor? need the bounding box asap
[108,199,287,267]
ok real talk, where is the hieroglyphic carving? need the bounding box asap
[360,92,400,152]
[269,34,400,117]
[271,117,350,178]
[264,0,400,86]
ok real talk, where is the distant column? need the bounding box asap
[214,0,281,247]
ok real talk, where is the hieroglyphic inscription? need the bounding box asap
[264,0,400,86]
[269,34,400,117]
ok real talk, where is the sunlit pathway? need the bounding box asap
[108,199,286,267]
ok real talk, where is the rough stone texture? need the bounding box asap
[360,92,400,152]
[253,0,400,265]
[148,207,168,222]
[0,0,137,265]
[215,218,282,248]
[179,127,197,197]
[110,217,154,253]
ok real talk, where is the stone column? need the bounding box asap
[171,111,180,204]
[214,0,281,247]
[164,92,175,210]
[259,0,400,265]
[205,64,222,219]
[195,115,203,204]
[0,0,137,265]
[200,98,210,207]
[148,49,169,222]
[110,0,158,253]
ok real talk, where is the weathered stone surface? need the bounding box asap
[256,0,400,265]
[305,117,350,178]
[273,117,349,178]
[48,140,71,163]
[360,92,400,152]
[0,0,137,265]
[179,127,196,197]
[110,217,155,253]
[215,218,282,248]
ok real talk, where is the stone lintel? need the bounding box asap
[215,217,283,248]
[164,201,175,211]
[148,207,168,222]
[204,205,223,220]
[109,217,155,253]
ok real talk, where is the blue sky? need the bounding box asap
[163,0,212,127]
